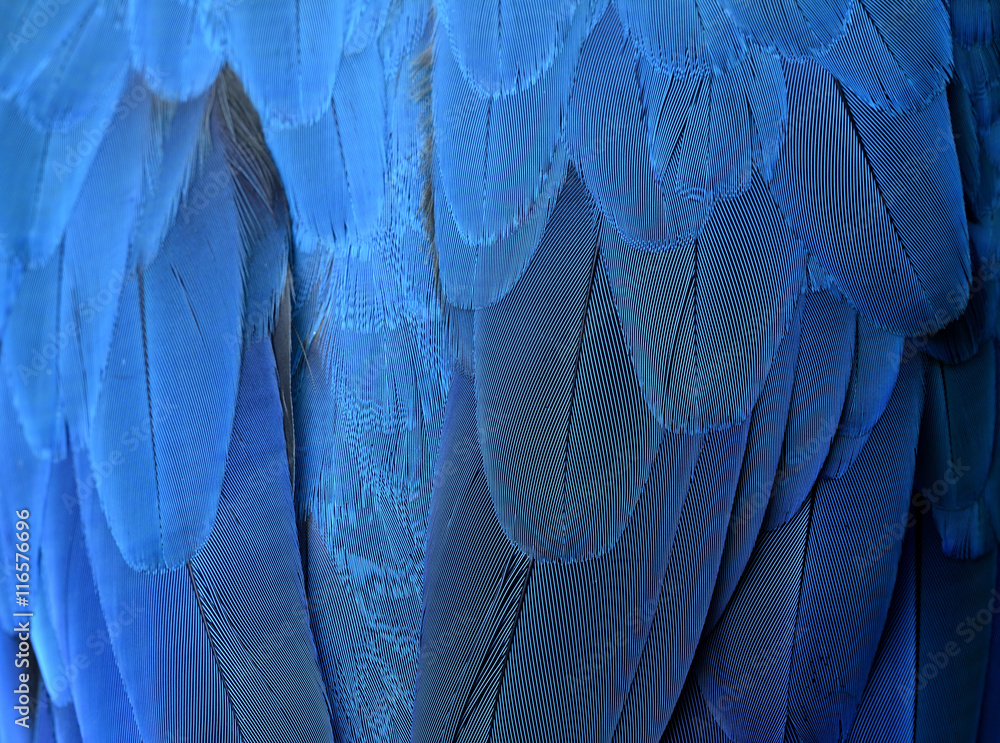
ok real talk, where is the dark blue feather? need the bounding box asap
[977,561,1000,741]
[32,686,58,743]
[952,0,1000,46]
[661,676,730,743]
[912,514,996,743]
[35,453,75,708]
[0,254,21,342]
[687,497,813,743]
[786,351,925,740]
[953,41,1000,133]
[915,341,998,558]
[413,365,705,740]
[846,525,917,742]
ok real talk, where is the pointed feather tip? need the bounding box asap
[822,431,870,479]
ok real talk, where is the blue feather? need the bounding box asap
[0,375,50,645]
[567,5,699,250]
[37,452,142,742]
[32,687,58,743]
[433,144,568,309]
[474,170,660,562]
[766,289,854,530]
[823,309,905,479]
[264,41,386,246]
[771,60,971,336]
[59,82,209,435]
[615,0,738,75]
[601,169,804,433]
[293,223,450,742]
[88,101,245,571]
[0,244,64,459]
[289,40,452,738]
[79,338,333,743]
[0,92,123,267]
[411,367,529,742]
[639,42,788,205]
[201,0,346,126]
[0,0,94,104]
[435,0,583,94]
[611,420,750,741]
[8,0,129,132]
[818,0,952,113]
[344,0,391,56]
[85,74,286,572]
[128,0,222,102]
[719,0,853,59]
[705,297,802,631]
[432,0,589,252]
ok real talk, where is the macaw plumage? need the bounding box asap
[0,0,997,741]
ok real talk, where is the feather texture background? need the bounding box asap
[0,0,997,741]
